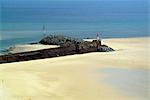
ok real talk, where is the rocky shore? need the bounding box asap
[0,35,114,63]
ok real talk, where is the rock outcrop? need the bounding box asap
[0,35,114,63]
[39,35,82,46]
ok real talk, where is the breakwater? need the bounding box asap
[0,40,114,64]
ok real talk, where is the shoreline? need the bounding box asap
[1,36,149,54]
[7,44,59,54]
[0,43,59,55]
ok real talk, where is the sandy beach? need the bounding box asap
[0,37,149,100]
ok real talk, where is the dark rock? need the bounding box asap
[29,42,38,44]
[99,45,114,52]
[0,35,114,64]
[39,35,83,46]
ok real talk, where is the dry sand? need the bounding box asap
[0,37,149,100]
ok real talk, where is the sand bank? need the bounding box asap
[7,44,59,54]
[0,37,149,100]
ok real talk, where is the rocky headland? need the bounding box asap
[0,35,114,63]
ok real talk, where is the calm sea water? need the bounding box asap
[0,0,149,51]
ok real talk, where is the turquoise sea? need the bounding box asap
[0,0,149,51]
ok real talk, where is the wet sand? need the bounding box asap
[0,37,149,100]
[7,44,59,54]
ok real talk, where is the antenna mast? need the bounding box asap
[43,24,46,37]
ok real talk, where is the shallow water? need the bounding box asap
[99,68,149,99]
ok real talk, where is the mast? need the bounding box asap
[43,24,46,37]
